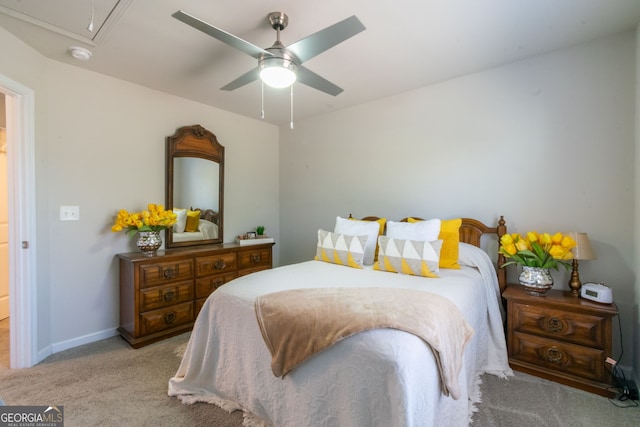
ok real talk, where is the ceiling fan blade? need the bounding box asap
[173,10,273,60]
[287,15,365,64]
[220,68,260,91]
[297,66,343,96]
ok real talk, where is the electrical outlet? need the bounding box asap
[60,206,80,221]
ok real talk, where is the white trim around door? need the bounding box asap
[1,73,37,368]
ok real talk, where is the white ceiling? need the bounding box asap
[1,0,639,127]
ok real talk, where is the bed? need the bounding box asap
[168,216,512,426]
[172,218,218,242]
[171,208,219,242]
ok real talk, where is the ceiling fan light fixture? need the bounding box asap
[259,56,297,88]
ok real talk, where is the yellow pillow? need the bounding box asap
[408,217,461,269]
[373,218,387,236]
[349,217,386,261]
[185,210,201,232]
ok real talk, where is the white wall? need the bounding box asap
[0,26,280,360]
[279,31,637,369]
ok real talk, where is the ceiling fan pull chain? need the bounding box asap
[87,0,95,32]
[290,85,294,129]
[261,81,265,119]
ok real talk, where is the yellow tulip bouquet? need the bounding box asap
[499,231,576,270]
[111,203,177,235]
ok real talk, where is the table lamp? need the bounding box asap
[567,232,597,296]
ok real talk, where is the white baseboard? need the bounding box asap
[51,327,119,354]
[36,346,52,365]
[34,328,119,365]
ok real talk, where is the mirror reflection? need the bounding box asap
[166,124,224,248]
[171,158,220,243]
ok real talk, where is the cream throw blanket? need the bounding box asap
[255,287,474,400]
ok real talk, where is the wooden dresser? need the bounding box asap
[504,284,618,397]
[117,242,274,348]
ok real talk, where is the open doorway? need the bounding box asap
[0,74,37,369]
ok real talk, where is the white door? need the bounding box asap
[1,77,36,368]
[0,126,8,320]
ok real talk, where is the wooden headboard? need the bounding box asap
[352,215,508,293]
[460,216,507,293]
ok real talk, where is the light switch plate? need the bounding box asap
[60,206,79,221]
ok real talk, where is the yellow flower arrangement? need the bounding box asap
[111,203,177,235]
[499,231,576,270]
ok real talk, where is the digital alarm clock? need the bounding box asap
[580,282,613,304]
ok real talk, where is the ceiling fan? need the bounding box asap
[172,10,366,96]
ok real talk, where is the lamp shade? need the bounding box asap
[259,56,297,88]
[568,232,596,260]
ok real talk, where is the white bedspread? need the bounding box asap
[172,219,219,242]
[168,243,512,427]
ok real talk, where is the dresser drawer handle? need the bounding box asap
[251,253,262,264]
[163,268,176,279]
[546,346,563,363]
[164,311,176,325]
[546,316,562,333]
[212,279,224,288]
[163,290,175,302]
[214,259,226,270]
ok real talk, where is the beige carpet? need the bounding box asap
[0,332,638,426]
[0,317,8,370]
[0,333,243,426]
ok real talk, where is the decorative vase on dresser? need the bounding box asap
[503,284,618,397]
[136,231,163,257]
[117,241,274,348]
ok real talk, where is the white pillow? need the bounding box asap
[173,208,187,233]
[386,219,441,241]
[334,216,380,265]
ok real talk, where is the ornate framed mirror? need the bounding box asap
[165,125,224,248]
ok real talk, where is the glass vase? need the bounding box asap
[137,231,162,257]
[519,266,553,296]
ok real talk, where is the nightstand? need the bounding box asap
[503,284,618,397]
